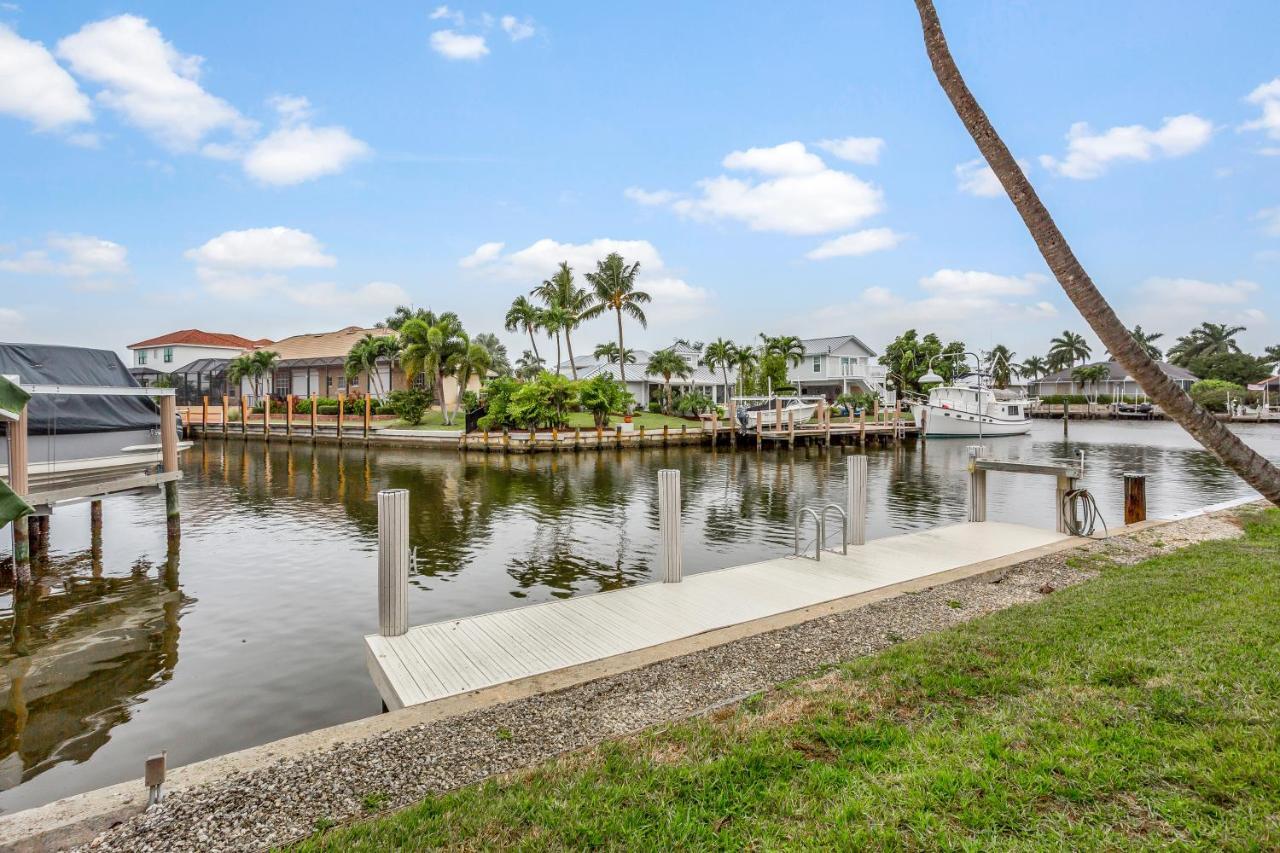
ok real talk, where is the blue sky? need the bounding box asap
[1,1,1277,363]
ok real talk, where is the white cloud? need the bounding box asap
[430,29,488,60]
[954,157,1031,197]
[429,5,466,25]
[624,187,679,206]
[920,268,1046,297]
[721,141,826,176]
[0,23,92,131]
[663,141,884,235]
[185,227,336,270]
[57,15,253,150]
[458,241,505,268]
[1038,114,1213,179]
[1256,207,1280,237]
[1140,276,1258,304]
[0,307,23,327]
[500,15,535,41]
[1242,78,1280,141]
[805,227,905,260]
[243,123,370,185]
[460,237,712,323]
[815,136,884,166]
[0,234,128,277]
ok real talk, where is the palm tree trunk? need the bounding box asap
[913,0,1280,505]
[436,368,448,425]
[615,308,627,386]
[565,328,578,380]
[554,333,562,376]
[528,329,541,366]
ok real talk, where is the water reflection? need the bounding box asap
[1,542,186,792]
[0,420,1276,812]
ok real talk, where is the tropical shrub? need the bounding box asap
[647,400,662,414]
[1189,379,1245,413]
[508,372,579,429]
[459,390,481,414]
[477,376,522,431]
[673,391,714,416]
[386,388,431,425]
[579,374,633,428]
[317,404,341,416]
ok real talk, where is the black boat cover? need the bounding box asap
[0,343,159,435]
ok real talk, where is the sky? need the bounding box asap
[1,0,1278,365]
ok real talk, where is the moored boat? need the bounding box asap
[733,396,821,429]
[909,374,1032,438]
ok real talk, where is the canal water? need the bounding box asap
[2,420,1276,812]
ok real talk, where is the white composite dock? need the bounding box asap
[365,521,1072,710]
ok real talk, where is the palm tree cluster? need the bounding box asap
[228,348,280,403]
[506,252,651,385]
[1167,322,1245,367]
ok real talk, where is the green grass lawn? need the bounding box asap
[294,510,1280,850]
[563,411,699,430]
[377,410,462,431]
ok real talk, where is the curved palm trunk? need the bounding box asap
[565,328,578,380]
[615,308,627,386]
[914,0,1280,505]
[435,368,449,425]
[527,328,541,365]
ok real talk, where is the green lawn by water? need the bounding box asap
[295,510,1280,850]
[563,412,698,430]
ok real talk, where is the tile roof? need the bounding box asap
[128,329,270,350]
[1037,360,1198,383]
[259,326,392,364]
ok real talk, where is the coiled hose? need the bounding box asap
[1060,488,1108,537]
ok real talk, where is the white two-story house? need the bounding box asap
[128,329,270,375]
[788,335,888,401]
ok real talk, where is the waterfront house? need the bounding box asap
[1030,360,1197,399]
[788,335,888,400]
[127,329,273,404]
[565,341,736,408]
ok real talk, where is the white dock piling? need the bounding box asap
[377,489,410,636]
[658,469,682,583]
[846,455,867,545]
[967,445,988,523]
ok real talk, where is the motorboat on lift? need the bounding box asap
[908,372,1033,438]
[733,396,821,429]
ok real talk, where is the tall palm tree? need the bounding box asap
[249,349,280,401]
[760,334,806,367]
[582,253,650,386]
[1048,331,1091,368]
[1112,325,1164,361]
[733,345,759,396]
[450,333,492,421]
[646,349,692,415]
[1265,344,1280,369]
[985,344,1017,389]
[593,341,636,365]
[914,0,1280,503]
[1168,322,1246,367]
[703,338,737,405]
[345,333,399,399]
[533,261,590,380]
[400,312,467,424]
[515,350,544,380]
[378,305,432,331]
[472,332,511,376]
[504,295,543,365]
[540,305,569,376]
[1019,355,1048,381]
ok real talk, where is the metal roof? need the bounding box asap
[799,334,877,357]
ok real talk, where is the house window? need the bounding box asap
[163,347,173,364]
[137,350,147,365]
[812,356,822,374]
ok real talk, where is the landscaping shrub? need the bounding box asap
[647,400,662,414]
[508,373,579,429]
[1189,379,1246,413]
[673,391,714,417]
[294,397,338,414]
[579,374,632,428]
[386,388,430,426]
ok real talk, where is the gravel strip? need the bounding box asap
[79,511,1248,852]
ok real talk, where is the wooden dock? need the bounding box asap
[365,520,1070,710]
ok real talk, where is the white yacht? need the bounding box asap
[733,396,820,429]
[909,374,1032,438]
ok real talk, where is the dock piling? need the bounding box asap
[7,401,30,583]
[967,445,988,523]
[847,455,867,545]
[658,469,683,582]
[1124,473,1147,524]
[377,489,410,636]
[160,394,181,542]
